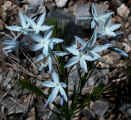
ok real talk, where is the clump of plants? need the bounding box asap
[2,3,128,120]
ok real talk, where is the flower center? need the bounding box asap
[42,40,47,46]
[79,52,84,58]
[55,83,61,88]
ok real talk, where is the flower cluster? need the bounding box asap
[2,3,128,108]
[65,31,112,72]
[4,11,67,106]
[78,3,128,57]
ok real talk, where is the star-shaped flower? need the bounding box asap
[38,51,68,72]
[97,16,121,37]
[2,33,28,54]
[6,11,31,34]
[3,39,19,54]
[65,31,112,72]
[27,11,53,34]
[90,3,113,29]
[41,71,67,107]
[31,30,64,57]
[78,3,113,29]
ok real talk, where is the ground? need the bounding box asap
[0,0,131,120]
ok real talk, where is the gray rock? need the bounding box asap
[117,4,130,18]
[91,100,109,117]
[24,0,45,16]
[68,65,80,95]
[55,0,68,8]
[86,69,109,87]
[128,34,131,41]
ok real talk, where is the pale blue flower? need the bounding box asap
[78,3,113,29]
[6,11,31,34]
[90,3,113,29]
[65,31,112,72]
[26,11,53,34]
[3,39,19,54]
[2,33,20,54]
[41,71,67,107]
[31,30,64,57]
[37,51,68,72]
[97,16,121,37]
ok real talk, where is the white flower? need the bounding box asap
[65,31,112,72]
[37,51,68,72]
[97,16,121,37]
[77,3,113,29]
[27,11,53,34]
[31,30,64,57]
[41,71,67,107]
[6,11,31,34]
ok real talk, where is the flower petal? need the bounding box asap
[53,51,68,56]
[52,71,59,83]
[106,31,116,37]
[6,26,22,32]
[27,17,36,28]
[51,38,64,44]
[41,81,55,87]
[110,24,121,31]
[60,82,67,88]
[60,96,64,106]
[32,44,43,51]
[40,25,53,32]
[42,45,49,56]
[87,30,97,48]
[91,3,97,17]
[35,54,45,62]
[44,87,59,107]
[80,59,88,73]
[99,12,113,22]
[91,20,96,28]
[44,31,53,41]
[84,54,96,61]
[19,11,26,28]
[92,44,112,52]
[48,56,53,72]
[66,47,79,55]
[60,87,67,102]
[65,56,79,68]
[3,46,15,50]
[90,51,101,60]
[39,62,48,71]
[74,36,86,45]
[113,48,128,57]
[31,34,42,42]
[37,12,46,26]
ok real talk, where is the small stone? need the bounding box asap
[55,0,68,8]
[123,42,131,53]
[91,100,109,117]
[0,19,4,30]
[117,4,130,18]
[102,52,121,65]
[128,34,131,41]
